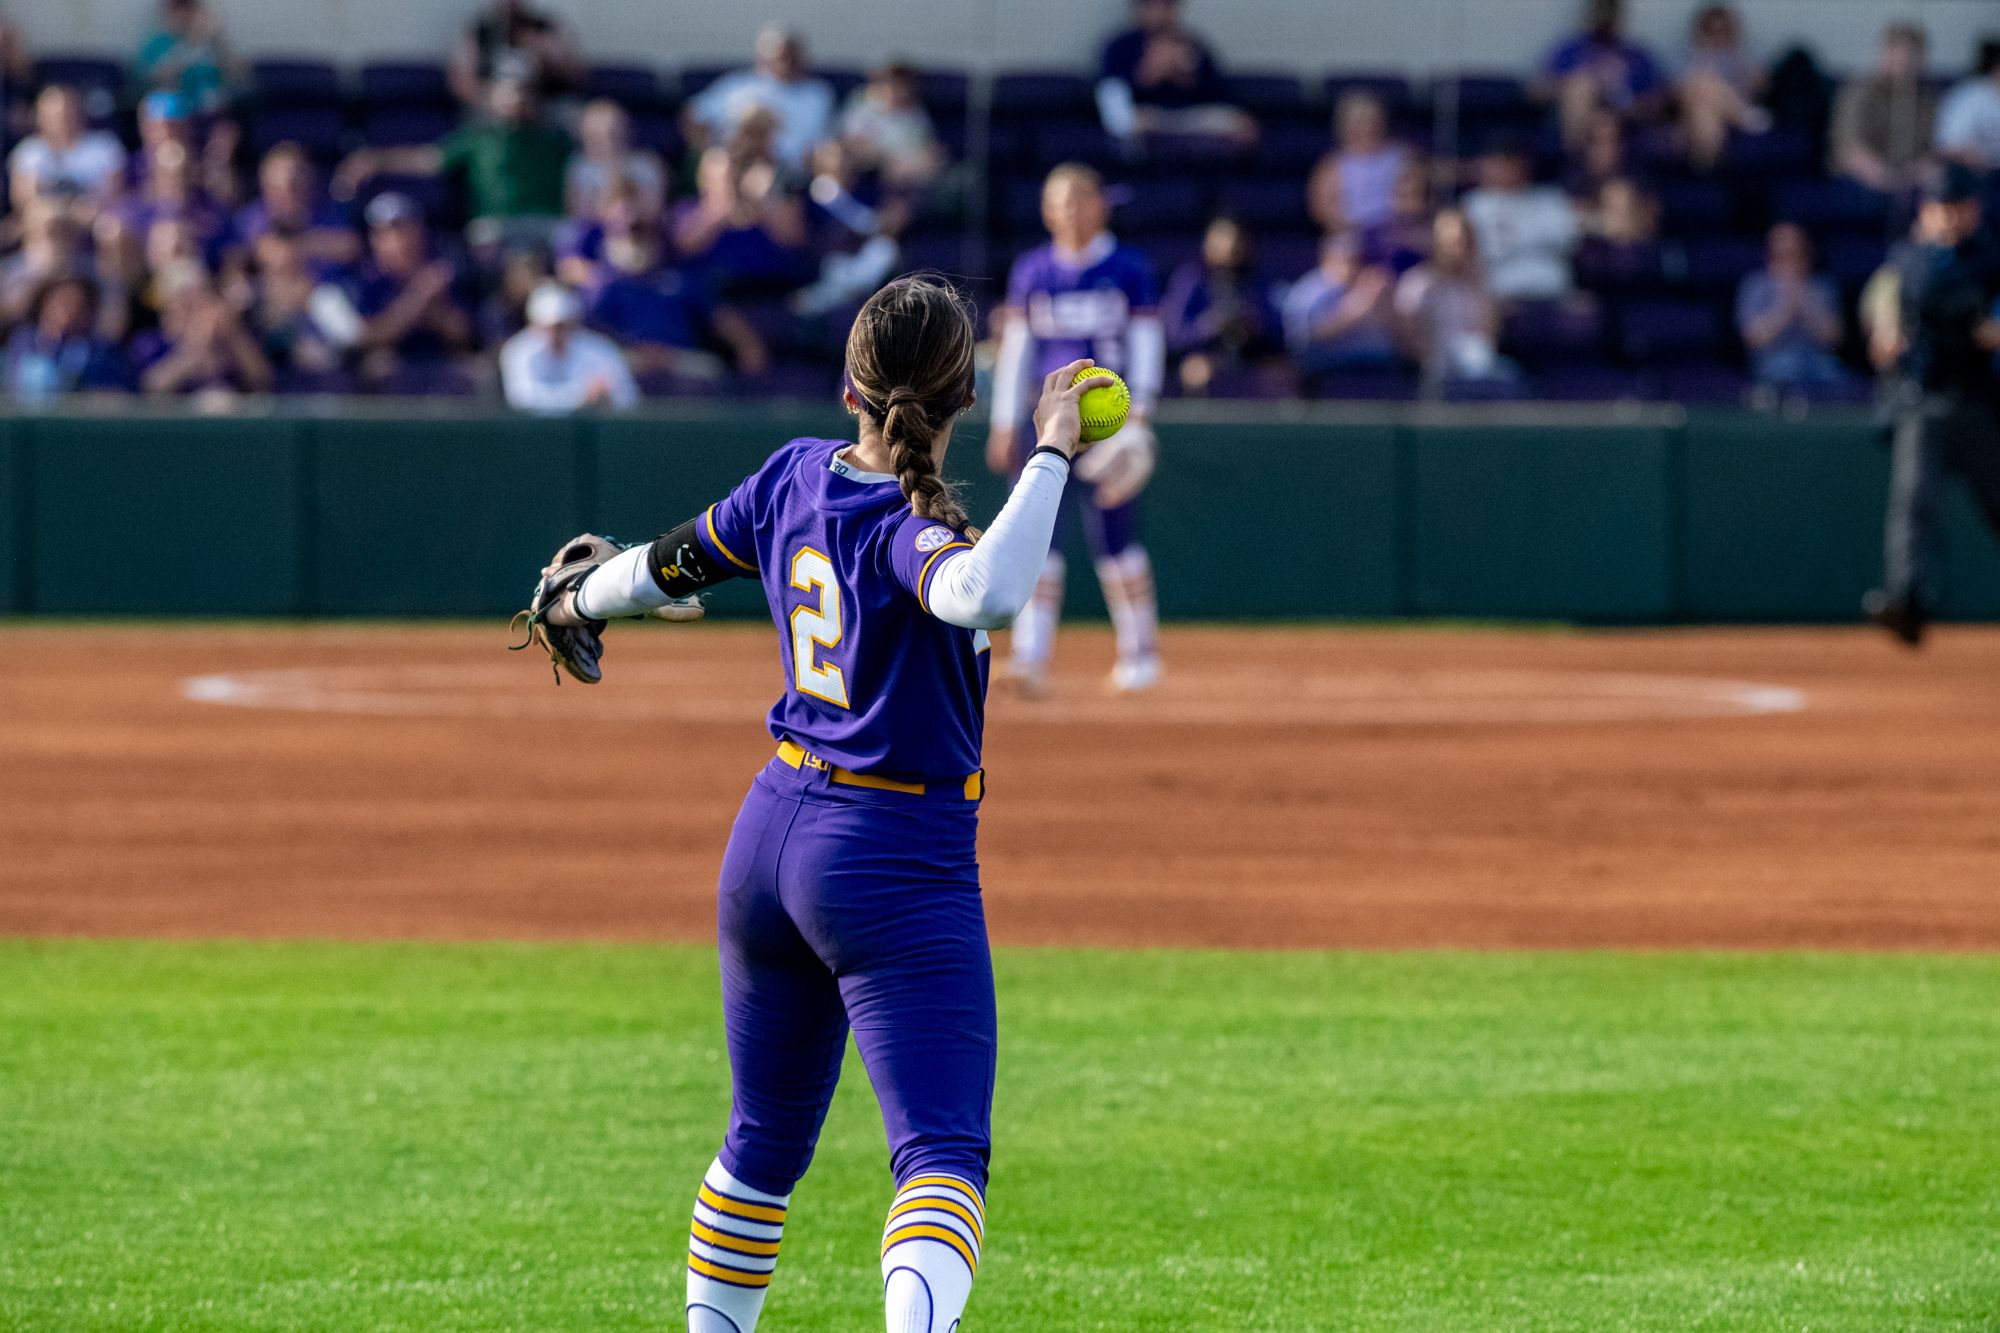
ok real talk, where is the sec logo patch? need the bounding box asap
[914,525,957,552]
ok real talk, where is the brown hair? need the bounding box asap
[845,275,978,535]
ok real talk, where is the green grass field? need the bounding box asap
[3,943,1997,1332]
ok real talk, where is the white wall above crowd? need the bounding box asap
[14,0,2000,80]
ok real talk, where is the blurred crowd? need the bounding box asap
[3,0,2000,408]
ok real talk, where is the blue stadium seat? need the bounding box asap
[1217,177,1309,230]
[898,234,968,276]
[999,176,1046,232]
[1657,178,1734,233]
[33,54,123,95]
[1259,232,1320,281]
[817,68,867,102]
[1139,232,1203,278]
[1447,74,1530,115]
[1769,179,1891,234]
[1719,126,1814,178]
[584,64,660,108]
[1113,179,1204,234]
[1680,233,1766,294]
[1032,118,1117,168]
[1822,235,1888,290]
[1255,120,1328,171]
[253,59,343,104]
[359,62,451,107]
[992,73,1093,115]
[1325,72,1413,114]
[1617,297,1723,362]
[1304,366,1419,401]
[1659,362,1750,404]
[363,106,460,146]
[677,65,734,99]
[1531,360,1646,401]
[1501,299,1606,365]
[250,105,347,159]
[1230,72,1306,116]
[627,111,679,157]
[919,71,969,112]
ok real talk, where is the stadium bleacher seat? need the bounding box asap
[1324,73,1412,115]
[358,62,452,107]
[1032,118,1117,169]
[1718,126,1814,178]
[250,105,348,160]
[1657,177,1735,233]
[1680,233,1766,294]
[1659,362,1749,404]
[992,73,1093,117]
[919,72,969,111]
[363,106,460,146]
[626,110,680,158]
[583,64,661,108]
[676,65,733,99]
[1822,235,1889,290]
[817,68,867,103]
[1617,296,1723,363]
[1217,177,1309,230]
[1769,178,1891,235]
[252,60,343,105]
[1530,361,1645,401]
[1259,232,1320,281]
[1230,73,1308,118]
[1255,121,1328,171]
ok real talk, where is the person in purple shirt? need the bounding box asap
[520,275,1116,1333]
[1162,215,1281,395]
[1539,0,1667,150]
[345,191,474,391]
[1096,0,1256,149]
[227,143,359,277]
[988,163,1167,695]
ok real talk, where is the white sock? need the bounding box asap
[881,1174,984,1333]
[1009,551,1065,669]
[686,1158,790,1333]
[1097,545,1159,665]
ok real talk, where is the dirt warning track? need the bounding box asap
[4,622,1998,949]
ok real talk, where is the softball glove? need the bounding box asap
[511,533,620,684]
[1073,420,1156,508]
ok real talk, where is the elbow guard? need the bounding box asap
[647,516,738,597]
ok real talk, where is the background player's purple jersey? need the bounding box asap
[1006,238,1160,384]
[699,437,992,781]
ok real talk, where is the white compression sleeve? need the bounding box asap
[574,544,673,619]
[989,314,1032,433]
[925,452,1070,630]
[1125,314,1165,415]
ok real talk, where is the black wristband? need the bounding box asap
[1030,444,1072,466]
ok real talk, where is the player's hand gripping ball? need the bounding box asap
[1072,367,1130,444]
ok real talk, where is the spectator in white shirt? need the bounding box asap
[500,282,638,413]
[683,24,834,176]
[1937,39,2000,170]
[8,85,128,210]
[1460,135,1582,302]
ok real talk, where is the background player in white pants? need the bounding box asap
[986,163,1166,694]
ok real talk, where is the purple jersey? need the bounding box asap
[700,437,991,781]
[1006,238,1160,381]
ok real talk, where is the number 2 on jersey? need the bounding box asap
[789,548,850,708]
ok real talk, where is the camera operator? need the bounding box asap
[1865,163,2000,645]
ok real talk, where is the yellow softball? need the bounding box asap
[1072,367,1130,444]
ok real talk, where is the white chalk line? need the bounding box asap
[181,664,1808,727]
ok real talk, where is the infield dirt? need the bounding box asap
[4,622,1997,949]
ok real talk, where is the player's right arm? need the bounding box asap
[927,360,1113,629]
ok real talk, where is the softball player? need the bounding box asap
[519,276,1112,1333]
[987,162,1166,695]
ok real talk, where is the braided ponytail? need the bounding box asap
[846,276,980,538]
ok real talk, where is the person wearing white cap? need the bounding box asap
[500,281,638,413]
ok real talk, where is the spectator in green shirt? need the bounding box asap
[334,74,571,256]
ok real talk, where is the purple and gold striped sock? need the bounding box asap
[880,1174,984,1333]
[685,1159,788,1333]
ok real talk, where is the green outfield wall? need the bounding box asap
[4,399,1998,623]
